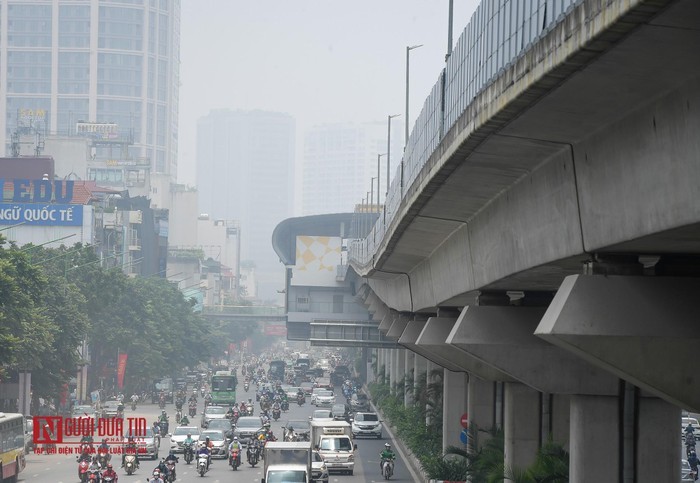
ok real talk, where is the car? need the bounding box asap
[349,393,370,413]
[312,450,329,483]
[169,426,199,453]
[101,400,122,418]
[198,429,228,458]
[315,390,335,407]
[682,459,695,482]
[351,412,382,439]
[286,386,303,399]
[331,403,350,422]
[72,405,95,418]
[311,409,333,422]
[301,382,315,396]
[123,426,159,460]
[233,416,263,446]
[282,419,311,442]
[316,378,333,390]
[206,418,234,439]
[201,405,227,428]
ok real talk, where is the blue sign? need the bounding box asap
[460,428,469,445]
[0,203,83,226]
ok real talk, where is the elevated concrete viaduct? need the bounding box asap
[345,0,699,481]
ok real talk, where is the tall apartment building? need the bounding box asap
[0,0,180,180]
[197,109,295,302]
[302,121,403,216]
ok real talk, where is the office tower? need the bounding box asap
[197,109,295,302]
[0,0,180,179]
[302,121,403,216]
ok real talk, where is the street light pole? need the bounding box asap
[387,114,400,199]
[405,44,423,148]
[377,154,386,209]
[370,177,377,212]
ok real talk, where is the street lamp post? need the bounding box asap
[377,153,386,209]
[404,44,423,192]
[370,177,377,212]
[387,115,400,200]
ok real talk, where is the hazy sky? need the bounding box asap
[178,0,480,188]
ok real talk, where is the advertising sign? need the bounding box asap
[292,236,341,287]
[0,203,83,226]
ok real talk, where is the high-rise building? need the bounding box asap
[302,121,403,216]
[0,0,180,180]
[197,109,295,302]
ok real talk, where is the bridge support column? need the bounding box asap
[551,394,570,449]
[443,369,468,451]
[426,360,437,425]
[389,349,398,394]
[570,395,618,483]
[395,349,406,398]
[504,382,539,471]
[637,396,680,483]
[468,377,495,451]
[404,350,415,406]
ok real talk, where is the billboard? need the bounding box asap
[291,236,341,287]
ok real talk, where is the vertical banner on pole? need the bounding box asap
[117,353,128,389]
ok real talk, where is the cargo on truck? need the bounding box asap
[310,420,356,475]
[261,441,311,483]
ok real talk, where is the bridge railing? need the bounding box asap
[350,0,582,267]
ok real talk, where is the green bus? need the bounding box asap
[211,370,238,405]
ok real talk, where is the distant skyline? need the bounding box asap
[178,0,480,210]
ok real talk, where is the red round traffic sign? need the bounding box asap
[460,413,468,428]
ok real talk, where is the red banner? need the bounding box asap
[117,353,128,389]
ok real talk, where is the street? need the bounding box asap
[19,383,416,482]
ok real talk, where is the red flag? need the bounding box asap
[117,353,128,389]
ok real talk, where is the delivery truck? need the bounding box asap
[310,420,356,475]
[261,441,312,483]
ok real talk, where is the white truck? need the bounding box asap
[261,441,312,483]
[310,420,357,475]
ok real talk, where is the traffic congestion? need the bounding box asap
[16,349,413,482]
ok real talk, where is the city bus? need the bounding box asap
[268,360,286,381]
[0,412,26,483]
[210,370,238,405]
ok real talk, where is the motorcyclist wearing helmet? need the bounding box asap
[228,436,242,466]
[198,441,212,470]
[121,436,140,468]
[179,413,190,425]
[149,468,164,483]
[164,451,179,480]
[102,462,118,482]
[380,443,395,472]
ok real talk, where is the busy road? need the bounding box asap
[18,378,415,482]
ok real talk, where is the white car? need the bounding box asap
[351,412,382,439]
[198,429,228,459]
[310,388,325,405]
[311,409,333,422]
[169,426,200,453]
[314,390,335,407]
[201,405,227,428]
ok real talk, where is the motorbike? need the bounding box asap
[77,458,90,482]
[272,407,281,421]
[159,398,166,409]
[159,420,169,438]
[246,403,254,415]
[297,394,305,406]
[200,387,205,397]
[229,448,241,470]
[244,382,249,392]
[382,458,395,480]
[197,453,209,476]
[124,454,138,475]
[131,401,137,411]
[175,409,182,424]
[165,461,177,482]
[281,400,289,412]
[102,476,114,483]
[189,403,197,417]
[247,444,259,467]
[184,443,195,465]
[97,447,110,467]
[87,465,102,482]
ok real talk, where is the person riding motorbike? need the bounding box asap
[227,436,242,466]
[380,443,396,472]
[87,456,102,476]
[97,438,111,465]
[80,433,95,448]
[164,451,179,480]
[121,436,140,468]
[262,422,276,442]
[158,410,169,435]
[179,413,190,425]
[225,406,235,419]
[197,442,212,470]
[688,450,700,481]
[148,468,164,483]
[189,392,197,403]
[102,463,118,482]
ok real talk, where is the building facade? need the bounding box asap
[197,109,295,302]
[301,121,403,216]
[0,0,180,180]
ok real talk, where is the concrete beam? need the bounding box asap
[536,274,700,410]
[378,311,397,333]
[415,317,512,379]
[386,314,410,341]
[448,305,618,395]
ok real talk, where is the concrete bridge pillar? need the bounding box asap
[637,396,680,483]
[443,369,468,451]
[395,348,406,396]
[551,394,570,449]
[389,349,399,395]
[425,360,437,425]
[404,350,415,406]
[468,377,495,451]
[504,382,540,471]
[569,395,619,483]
